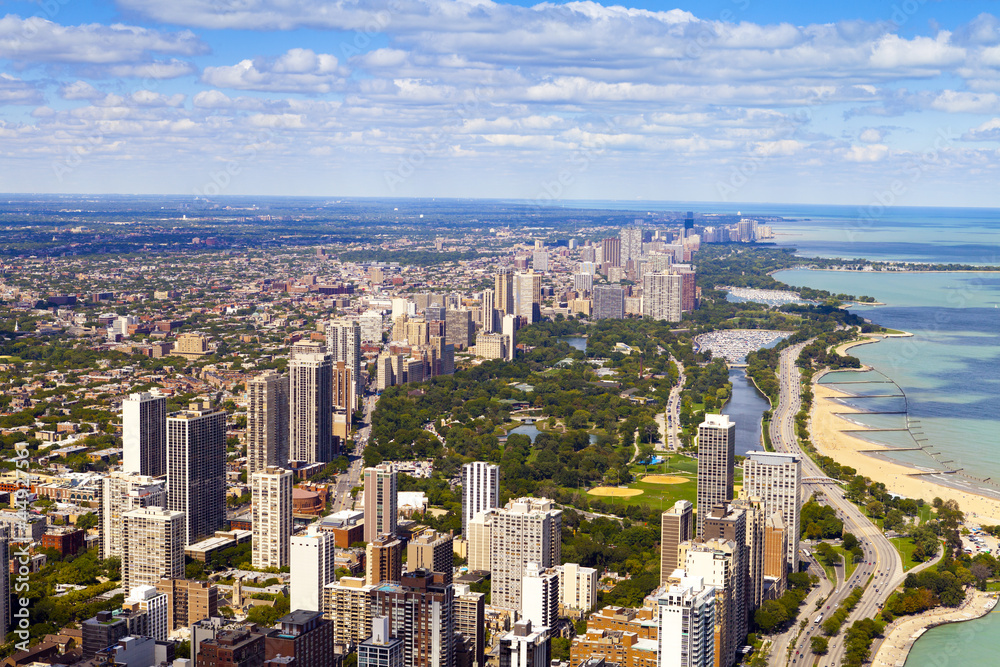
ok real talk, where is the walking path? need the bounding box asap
[871,591,998,667]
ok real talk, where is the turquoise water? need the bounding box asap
[775,269,1000,481]
[905,611,1000,667]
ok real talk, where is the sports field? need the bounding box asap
[642,475,689,485]
[587,487,644,497]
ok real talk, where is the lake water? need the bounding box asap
[563,336,587,352]
[774,269,1000,482]
[904,610,1000,667]
[510,423,598,444]
[722,368,771,456]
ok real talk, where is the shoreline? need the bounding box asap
[875,591,998,666]
[811,339,1000,524]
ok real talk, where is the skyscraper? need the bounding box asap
[332,360,356,415]
[251,466,292,569]
[453,584,486,667]
[366,534,403,586]
[742,450,802,569]
[122,506,185,591]
[601,237,621,267]
[123,586,169,642]
[657,575,716,667]
[363,464,398,543]
[167,402,226,546]
[521,563,559,629]
[532,251,549,272]
[696,414,735,538]
[462,462,500,537]
[514,271,542,323]
[593,284,625,320]
[102,472,167,560]
[502,314,518,361]
[680,541,739,667]
[372,570,454,667]
[247,371,289,475]
[290,351,335,464]
[445,308,474,349]
[495,267,514,316]
[702,503,748,659]
[641,271,684,322]
[619,226,642,263]
[481,288,497,333]
[490,497,562,612]
[660,500,693,583]
[328,319,363,399]
[406,529,453,584]
[291,528,336,613]
[122,392,167,477]
[573,272,593,294]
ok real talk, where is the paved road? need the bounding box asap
[770,342,904,667]
[331,392,377,512]
[662,356,686,450]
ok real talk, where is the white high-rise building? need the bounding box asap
[122,392,167,477]
[696,414,736,538]
[467,509,496,572]
[481,289,497,333]
[502,314,518,361]
[290,352,334,464]
[641,271,684,323]
[247,371,289,475]
[462,462,499,537]
[251,466,293,569]
[521,562,558,629]
[167,403,226,546]
[123,506,186,592]
[124,585,169,641]
[102,472,167,560]
[490,497,562,612]
[555,562,598,615]
[681,540,739,667]
[742,451,802,569]
[359,310,384,343]
[620,226,643,262]
[291,527,336,612]
[363,464,397,543]
[657,574,716,667]
[498,620,550,667]
[328,319,363,398]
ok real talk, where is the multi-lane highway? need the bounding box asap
[771,342,903,666]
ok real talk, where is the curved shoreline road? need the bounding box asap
[770,342,903,667]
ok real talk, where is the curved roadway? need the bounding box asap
[771,342,904,667]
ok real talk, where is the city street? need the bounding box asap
[330,392,377,512]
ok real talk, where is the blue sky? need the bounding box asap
[2,0,1000,206]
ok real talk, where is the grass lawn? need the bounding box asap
[890,536,925,571]
[829,545,858,579]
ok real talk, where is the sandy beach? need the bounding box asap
[811,379,1000,524]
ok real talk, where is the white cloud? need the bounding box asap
[201,49,346,93]
[61,80,103,100]
[0,73,42,105]
[859,128,883,143]
[844,144,889,162]
[0,15,206,63]
[962,117,1000,141]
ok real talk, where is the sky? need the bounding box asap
[3,0,1000,206]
